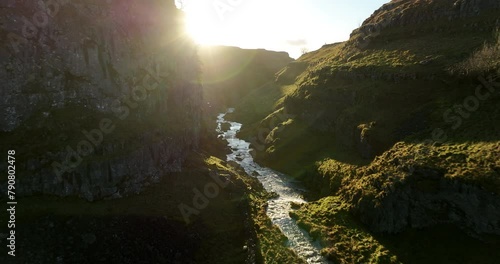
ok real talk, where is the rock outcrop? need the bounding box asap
[341,142,500,236]
[351,0,500,47]
[0,0,202,201]
[351,167,500,236]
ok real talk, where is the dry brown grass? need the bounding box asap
[452,29,500,76]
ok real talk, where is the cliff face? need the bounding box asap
[340,142,500,236]
[0,0,202,201]
[353,0,500,40]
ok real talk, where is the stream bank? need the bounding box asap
[217,109,330,264]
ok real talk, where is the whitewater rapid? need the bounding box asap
[216,109,329,264]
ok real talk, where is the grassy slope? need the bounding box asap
[248,8,498,161]
[200,46,293,113]
[241,4,500,185]
[229,1,500,263]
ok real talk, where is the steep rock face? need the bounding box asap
[352,0,500,45]
[0,0,202,201]
[341,143,500,236]
[352,168,500,236]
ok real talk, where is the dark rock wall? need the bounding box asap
[0,0,202,201]
[345,166,500,236]
[353,0,500,40]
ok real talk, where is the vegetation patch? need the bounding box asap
[292,195,500,264]
[451,29,500,76]
[290,196,399,264]
[339,141,500,200]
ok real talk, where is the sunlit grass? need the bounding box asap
[290,196,399,264]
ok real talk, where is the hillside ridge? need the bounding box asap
[229,0,500,262]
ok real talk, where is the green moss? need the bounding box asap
[343,142,500,196]
[316,159,359,194]
[206,156,306,263]
[290,196,399,264]
[248,193,306,264]
[292,192,500,264]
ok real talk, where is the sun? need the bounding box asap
[179,2,262,48]
[177,1,293,52]
[179,3,228,46]
[185,15,220,46]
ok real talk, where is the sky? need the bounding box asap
[175,0,389,58]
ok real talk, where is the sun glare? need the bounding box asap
[179,1,315,58]
[184,9,276,49]
[178,0,360,58]
[177,0,393,58]
[180,2,231,46]
[185,14,220,46]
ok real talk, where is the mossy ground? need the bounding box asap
[291,196,399,264]
[291,195,500,264]
[205,155,306,264]
[1,138,304,263]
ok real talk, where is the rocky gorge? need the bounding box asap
[1,0,500,263]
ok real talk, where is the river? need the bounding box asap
[216,109,330,264]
